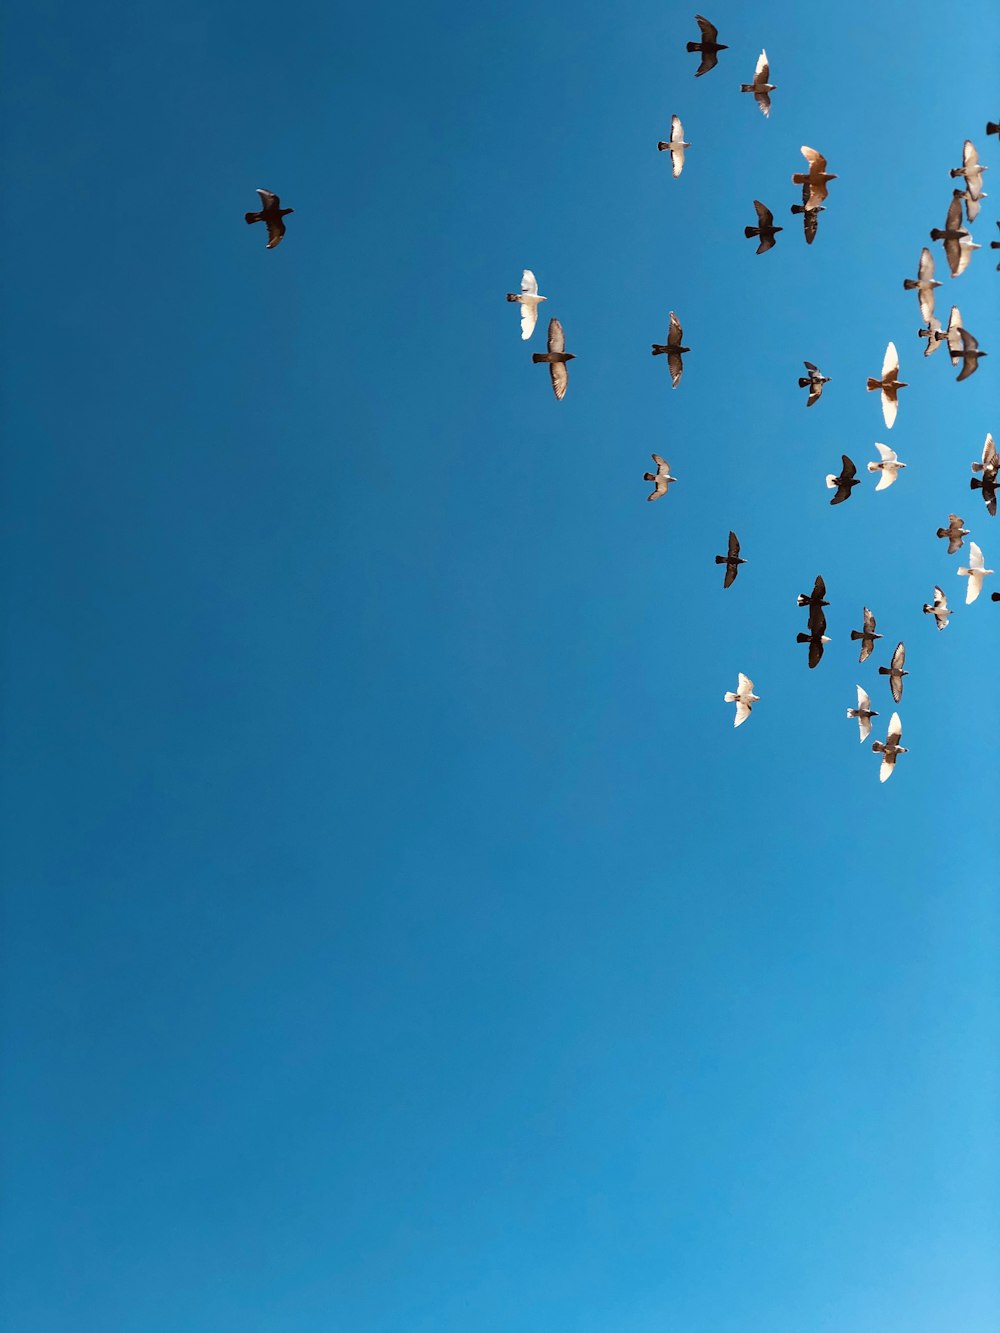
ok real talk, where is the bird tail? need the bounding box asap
[744,226,759,238]
[795,633,812,644]
[643,473,656,482]
[723,691,737,703]
[245,211,263,224]
[929,228,945,240]
[871,741,885,754]
[846,709,859,719]
[902,279,919,290]
[825,475,838,489]
[865,377,881,391]
[798,377,811,387]
[657,141,670,151]
[957,566,970,577]
[971,477,983,491]
[796,595,811,606]
[714,556,727,565]
[650,345,667,356]
[506,293,520,302]
[740,83,755,92]
[686,41,700,51]
[936,527,949,538]
[849,630,864,640]
[790,205,805,215]
[988,123,1000,135]
[531,353,548,364]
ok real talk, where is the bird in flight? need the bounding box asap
[797,575,829,614]
[506,269,546,340]
[797,610,831,669]
[532,318,575,400]
[930,192,978,277]
[933,304,967,364]
[826,454,859,505]
[992,221,999,268]
[936,514,969,554]
[847,686,879,742]
[740,50,775,117]
[866,342,907,428]
[651,312,689,388]
[955,327,986,382]
[657,116,690,177]
[902,248,941,323]
[687,15,727,76]
[872,713,907,783]
[868,442,907,491]
[957,542,994,603]
[791,146,837,210]
[878,642,908,703]
[790,182,823,244]
[850,607,881,663]
[918,313,944,356]
[724,672,759,727]
[245,189,294,249]
[744,200,782,253]
[799,361,830,407]
[949,140,987,201]
[971,433,998,516]
[714,531,745,587]
[644,455,678,501]
[922,586,952,630]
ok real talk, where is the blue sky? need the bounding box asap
[2,1,998,1329]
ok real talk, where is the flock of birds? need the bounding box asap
[244,19,996,784]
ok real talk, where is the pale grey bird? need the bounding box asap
[878,641,907,703]
[932,305,966,364]
[868,442,907,491]
[957,542,994,603]
[850,607,881,662]
[724,672,759,727]
[644,455,677,501]
[955,327,986,382]
[657,115,690,177]
[902,247,941,323]
[923,586,952,630]
[847,685,879,742]
[651,311,689,388]
[799,360,830,406]
[531,318,575,400]
[950,140,987,199]
[958,186,986,224]
[918,313,944,356]
[971,433,998,517]
[872,712,907,783]
[505,269,547,340]
[866,342,907,428]
[936,514,969,554]
[740,49,775,117]
[791,146,837,210]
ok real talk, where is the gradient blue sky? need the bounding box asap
[2,1,998,1329]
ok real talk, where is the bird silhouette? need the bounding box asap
[791,146,837,210]
[955,327,986,382]
[930,191,978,277]
[790,182,823,244]
[724,673,759,727]
[644,455,678,501]
[826,454,859,505]
[744,200,782,253]
[971,433,998,517]
[872,713,907,783]
[957,542,994,603]
[797,575,828,614]
[847,686,879,742]
[902,248,941,323]
[714,531,745,587]
[687,15,727,76]
[922,586,952,630]
[651,312,689,388]
[936,514,969,554]
[868,442,907,491]
[245,188,294,249]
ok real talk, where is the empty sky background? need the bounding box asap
[2,1,998,1329]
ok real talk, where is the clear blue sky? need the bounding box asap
[2,1,998,1329]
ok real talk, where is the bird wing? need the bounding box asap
[257,188,280,208]
[881,341,898,378]
[891,641,905,672]
[887,713,903,747]
[964,139,980,172]
[728,531,740,559]
[696,14,720,41]
[733,697,752,727]
[802,207,820,243]
[808,637,825,669]
[864,607,877,634]
[880,392,898,430]
[521,270,539,297]
[547,318,565,354]
[723,564,737,589]
[858,712,873,742]
[755,90,771,117]
[654,456,672,478]
[840,456,856,482]
[963,190,982,223]
[670,143,686,177]
[667,351,684,388]
[956,328,980,381]
[804,361,818,372]
[943,235,962,277]
[874,442,897,463]
[984,434,998,469]
[264,216,286,248]
[857,685,872,710]
[954,237,979,278]
[520,302,538,340]
[671,114,684,143]
[753,199,775,226]
[800,146,827,171]
[549,360,568,401]
[814,575,827,600]
[879,753,897,782]
[756,49,769,79]
[968,541,984,571]
[738,673,754,695]
[945,193,964,231]
[667,311,683,346]
[918,246,935,283]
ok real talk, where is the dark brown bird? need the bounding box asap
[715,531,745,587]
[971,432,998,517]
[245,188,294,249]
[936,514,969,555]
[791,146,837,210]
[687,15,727,76]
[797,575,828,616]
[826,454,859,505]
[878,641,907,704]
[532,318,575,400]
[740,50,775,117]
[955,327,986,382]
[797,609,831,669]
[850,607,881,663]
[930,191,977,277]
[798,361,829,407]
[989,122,1000,137]
[651,311,689,388]
[790,182,823,244]
[744,200,782,253]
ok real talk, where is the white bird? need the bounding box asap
[724,673,759,728]
[657,115,690,177]
[865,341,907,428]
[957,542,994,604]
[868,442,907,490]
[950,139,987,199]
[922,586,952,630]
[872,712,907,783]
[739,50,775,118]
[505,269,547,341]
[846,685,879,742]
[643,454,678,501]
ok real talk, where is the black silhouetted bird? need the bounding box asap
[826,454,859,505]
[245,188,294,249]
[791,146,837,210]
[797,611,830,669]
[744,200,782,253]
[797,575,828,615]
[715,531,745,587]
[799,361,829,407]
[930,191,977,277]
[740,50,775,117]
[850,607,881,663]
[878,641,907,703]
[651,312,689,388]
[955,327,986,382]
[790,182,823,244]
[936,514,969,554]
[532,318,575,400]
[687,15,727,76]
[992,221,999,269]
[918,314,944,356]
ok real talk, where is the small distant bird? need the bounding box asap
[744,200,782,253]
[791,146,837,211]
[923,586,952,630]
[902,248,941,323]
[797,616,831,669]
[687,15,727,76]
[936,514,969,554]
[950,140,987,199]
[799,361,830,407]
[506,269,547,340]
[878,641,907,703]
[850,607,881,663]
[872,712,907,783]
[866,342,907,429]
[955,327,986,382]
[797,575,828,614]
[868,442,907,491]
[930,191,978,277]
[245,188,294,249]
[644,455,678,501]
[790,182,823,244]
[532,318,575,400]
[740,50,775,117]
[918,314,943,356]
[657,116,690,177]
[957,542,994,603]
[847,685,879,742]
[714,531,745,587]
[992,220,999,269]
[651,312,689,388]
[971,433,998,517]
[724,672,759,727]
[826,454,860,505]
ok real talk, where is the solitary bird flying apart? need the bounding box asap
[923,586,952,630]
[644,455,678,501]
[878,641,908,703]
[790,182,823,244]
[657,116,690,177]
[744,200,782,253]
[971,433,998,517]
[797,575,828,615]
[936,514,969,554]
[955,327,986,382]
[740,50,775,117]
[826,454,860,505]
[715,531,745,587]
[687,15,727,76]
[950,140,987,200]
[930,192,978,277]
[796,614,831,669]
[872,713,907,783]
[245,189,294,249]
[850,607,881,663]
[903,248,941,323]
[868,442,907,491]
[724,672,759,727]
[651,312,689,388]
[799,361,830,407]
[866,342,907,429]
[957,542,994,603]
[506,270,546,340]
[532,318,575,400]
[847,685,879,742]
[792,146,837,211]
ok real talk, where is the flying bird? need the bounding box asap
[687,15,727,76]
[651,312,689,388]
[866,342,907,428]
[955,327,986,382]
[790,182,823,244]
[850,607,882,663]
[847,686,879,742]
[971,433,998,516]
[933,304,966,364]
[991,220,999,268]
[531,318,575,400]
[872,712,907,783]
[799,361,830,407]
[936,514,969,554]
[957,542,994,603]
[740,50,775,117]
[930,192,978,277]
[744,200,782,253]
[791,146,837,210]
[957,186,986,224]
[826,454,859,505]
[918,314,944,356]
[657,116,690,177]
[506,269,547,340]
[714,531,745,587]
[644,455,678,501]
[902,248,941,323]
[950,140,987,199]
[868,442,907,491]
[878,641,908,703]
[244,188,294,249]
[797,615,831,669]
[922,586,952,630]
[723,672,759,727]
[797,575,828,614]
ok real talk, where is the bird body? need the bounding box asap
[532,318,575,399]
[791,146,837,210]
[950,139,987,198]
[955,327,986,382]
[714,531,745,587]
[724,673,759,727]
[850,607,881,662]
[790,182,823,244]
[797,575,828,614]
[245,188,294,249]
[930,192,977,276]
[657,115,690,177]
[971,434,998,516]
[878,642,907,703]
[902,248,941,323]
[744,200,782,253]
[872,713,907,782]
[799,360,829,407]
[936,514,969,554]
[826,454,859,504]
[847,686,879,742]
[687,15,727,76]
[505,269,547,340]
[866,341,907,428]
[868,442,906,491]
[957,542,994,603]
[651,311,689,387]
[923,586,952,630]
[740,50,775,117]
[644,455,677,501]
